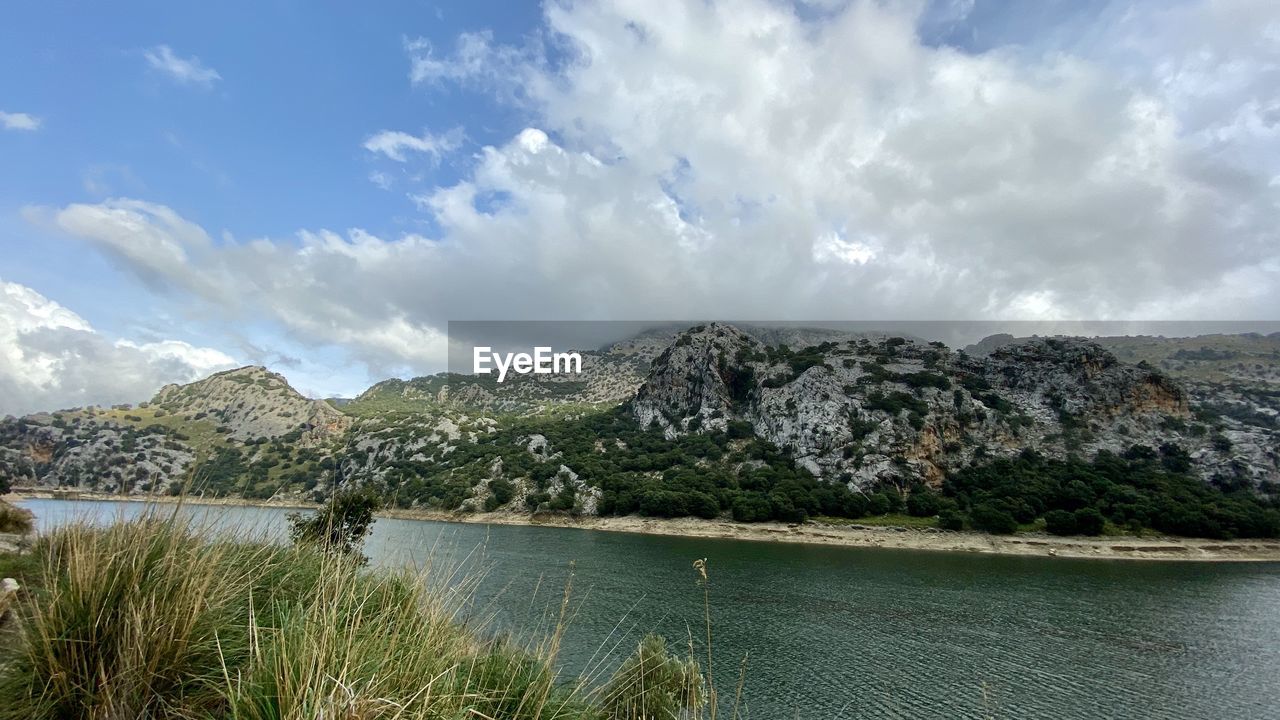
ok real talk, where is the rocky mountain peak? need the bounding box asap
[981,338,1189,418]
[3,326,1276,506]
[633,323,761,436]
[153,365,349,442]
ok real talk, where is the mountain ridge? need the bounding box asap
[3,324,1277,536]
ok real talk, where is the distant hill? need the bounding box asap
[152,365,350,442]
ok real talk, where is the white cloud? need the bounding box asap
[363,127,464,162]
[39,199,229,300]
[406,33,514,86]
[393,0,1279,320]
[36,0,1280,383]
[813,231,876,266]
[143,45,221,87]
[0,280,237,415]
[0,111,40,131]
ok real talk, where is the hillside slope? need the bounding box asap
[0,366,349,497]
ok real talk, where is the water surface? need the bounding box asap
[16,498,1280,719]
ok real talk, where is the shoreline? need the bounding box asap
[8,489,1280,563]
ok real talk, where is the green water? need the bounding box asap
[16,499,1280,719]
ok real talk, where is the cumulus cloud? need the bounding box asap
[0,111,41,131]
[363,127,464,162]
[36,200,450,374]
[143,45,221,87]
[40,0,1280,380]
[41,199,228,299]
[0,280,237,415]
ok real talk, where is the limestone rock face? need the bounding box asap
[632,326,1276,490]
[0,366,351,496]
[632,323,753,437]
[154,366,350,443]
[978,339,1189,419]
[0,414,195,494]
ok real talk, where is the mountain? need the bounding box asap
[630,323,1271,487]
[152,366,350,442]
[3,325,1278,537]
[346,348,649,417]
[0,366,349,496]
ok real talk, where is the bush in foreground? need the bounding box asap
[287,486,380,560]
[601,634,703,720]
[0,501,34,534]
[0,512,708,719]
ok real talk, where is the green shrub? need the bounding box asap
[1071,507,1106,536]
[969,502,1018,534]
[938,508,965,531]
[867,493,891,516]
[906,489,941,517]
[1044,509,1076,536]
[287,487,380,561]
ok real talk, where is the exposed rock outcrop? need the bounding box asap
[632,325,1275,491]
[154,366,349,443]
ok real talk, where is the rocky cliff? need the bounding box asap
[630,325,1274,490]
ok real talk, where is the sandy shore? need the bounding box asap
[9,489,1280,562]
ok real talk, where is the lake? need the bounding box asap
[14,498,1280,719]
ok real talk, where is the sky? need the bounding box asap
[0,0,1277,414]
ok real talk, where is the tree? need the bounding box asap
[1044,509,1077,536]
[938,508,965,531]
[687,491,720,519]
[867,492,892,516]
[288,486,380,562]
[1071,507,1106,536]
[906,488,941,517]
[731,493,772,522]
[970,502,1018,534]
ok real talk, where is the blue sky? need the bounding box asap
[1,0,1277,413]
[2,0,548,399]
[1,0,536,279]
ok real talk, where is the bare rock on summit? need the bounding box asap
[633,323,753,437]
[3,324,1277,511]
[153,366,350,442]
[979,338,1189,419]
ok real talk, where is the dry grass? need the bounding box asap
[0,505,722,720]
[0,501,34,534]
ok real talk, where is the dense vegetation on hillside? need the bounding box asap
[367,405,1280,539]
[5,329,1278,543]
[375,405,863,523]
[941,449,1280,539]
